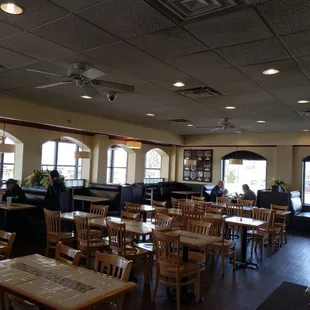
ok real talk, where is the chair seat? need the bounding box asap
[247,230,268,237]
[210,240,235,249]
[188,251,205,265]
[112,245,148,257]
[49,232,75,244]
[160,262,199,277]
[79,239,109,249]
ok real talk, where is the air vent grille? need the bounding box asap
[146,0,255,23]
[298,111,310,118]
[167,119,191,124]
[178,87,223,99]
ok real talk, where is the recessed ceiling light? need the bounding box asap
[236,131,242,134]
[297,100,309,104]
[146,113,155,117]
[1,2,23,15]
[81,95,92,99]
[257,120,266,123]
[173,81,185,87]
[262,68,280,75]
[225,106,236,110]
[187,124,194,127]
[303,129,309,132]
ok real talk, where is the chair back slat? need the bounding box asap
[179,201,195,212]
[107,221,127,256]
[55,242,81,266]
[0,230,16,259]
[188,220,211,235]
[191,196,205,201]
[121,210,140,222]
[155,206,168,215]
[44,209,61,239]
[152,200,167,208]
[195,201,210,213]
[155,213,173,228]
[216,197,231,204]
[182,210,204,231]
[74,215,90,244]
[124,202,140,213]
[90,204,109,217]
[226,203,243,217]
[239,199,254,207]
[252,208,274,231]
[206,206,223,215]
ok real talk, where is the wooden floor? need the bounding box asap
[12,232,310,310]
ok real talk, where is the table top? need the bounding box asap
[74,195,109,203]
[140,205,155,212]
[225,216,265,227]
[61,212,154,236]
[0,203,37,211]
[0,254,136,310]
[165,230,221,248]
[171,191,201,195]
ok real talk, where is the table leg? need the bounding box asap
[142,211,147,223]
[0,288,5,310]
[81,201,85,212]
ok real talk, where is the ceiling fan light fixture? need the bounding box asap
[1,2,23,14]
[81,95,92,99]
[262,68,280,75]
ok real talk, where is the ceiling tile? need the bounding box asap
[0,21,23,40]
[128,27,207,59]
[19,62,66,80]
[0,47,36,69]
[166,51,231,75]
[0,0,68,30]
[97,69,143,86]
[84,42,155,68]
[185,7,273,49]
[297,55,310,76]
[241,59,310,90]
[31,15,118,52]
[77,0,175,39]
[216,38,291,67]
[122,60,183,81]
[50,0,104,12]
[258,0,310,35]
[269,86,310,106]
[194,68,263,95]
[0,33,74,61]
[282,30,310,58]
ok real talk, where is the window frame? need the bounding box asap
[144,149,162,179]
[41,140,81,179]
[0,137,15,181]
[302,157,310,204]
[107,147,128,184]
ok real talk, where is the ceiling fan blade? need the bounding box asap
[83,84,100,97]
[35,81,72,89]
[210,128,221,132]
[239,125,252,128]
[93,80,135,92]
[26,68,63,77]
[82,68,105,80]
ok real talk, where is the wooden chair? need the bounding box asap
[94,251,133,310]
[44,209,75,257]
[152,230,200,310]
[182,210,204,231]
[151,201,168,222]
[206,218,236,276]
[239,199,254,207]
[155,213,173,229]
[0,230,16,260]
[216,197,231,204]
[171,197,181,209]
[271,204,289,245]
[195,201,210,213]
[106,221,148,281]
[191,195,205,201]
[74,215,108,268]
[226,204,244,239]
[124,202,140,213]
[155,206,168,215]
[179,201,195,211]
[121,210,140,222]
[152,200,167,208]
[55,242,81,266]
[248,208,274,261]
[206,206,223,215]
[90,204,109,217]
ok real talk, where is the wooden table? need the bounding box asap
[0,254,136,310]
[140,204,155,222]
[74,195,109,212]
[225,216,265,270]
[0,203,37,230]
[171,191,201,199]
[168,208,226,221]
[61,212,155,236]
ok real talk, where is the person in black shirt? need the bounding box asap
[44,170,67,211]
[210,180,228,202]
[2,179,26,203]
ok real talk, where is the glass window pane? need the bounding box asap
[112,168,127,184]
[57,142,77,166]
[5,137,14,145]
[2,164,14,180]
[107,149,112,167]
[3,152,14,164]
[113,148,127,168]
[146,150,161,169]
[224,159,267,195]
[42,141,56,165]
[145,169,161,178]
[77,167,82,179]
[41,165,55,172]
[106,168,111,183]
[57,166,76,179]
[304,162,310,204]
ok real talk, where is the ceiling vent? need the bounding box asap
[178,86,223,99]
[167,118,191,124]
[146,0,257,23]
[298,111,310,118]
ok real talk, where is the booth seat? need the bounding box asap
[290,191,310,230]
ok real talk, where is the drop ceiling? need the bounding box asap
[0,0,310,134]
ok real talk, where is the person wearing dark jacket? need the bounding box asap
[2,179,26,203]
[44,170,67,211]
[210,180,228,202]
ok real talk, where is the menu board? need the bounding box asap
[183,149,213,182]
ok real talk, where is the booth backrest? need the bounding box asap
[290,191,303,215]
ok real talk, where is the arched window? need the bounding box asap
[41,139,81,179]
[222,151,267,194]
[107,147,128,184]
[302,156,310,203]
[145,149,162,178]
[0,137,15,181]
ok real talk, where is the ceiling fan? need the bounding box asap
[26,63,135,98]
[196,117,252,132]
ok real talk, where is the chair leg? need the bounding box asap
[151,266,160,303]
[221,252,225,277]
[270,236,274,255]
[260,241,263,261]
[250,238,255,259]
[195,272,200,304]
[176,282,181,310]
[284,231,287,244]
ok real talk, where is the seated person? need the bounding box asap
[210,181,228,202]
[2,179,26,203]
[240,184,256,202]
